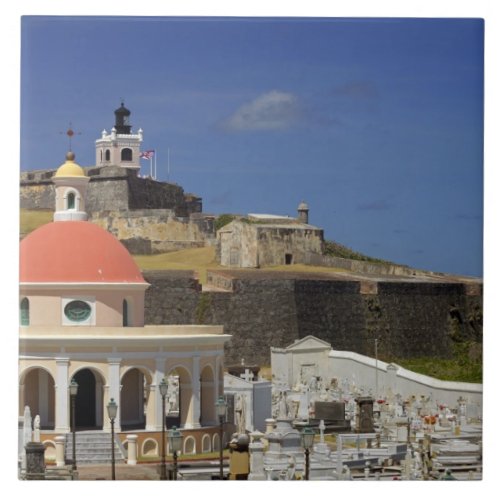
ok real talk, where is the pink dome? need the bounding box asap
[20,221,147,284]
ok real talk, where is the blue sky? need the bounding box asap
[20,16,484,277]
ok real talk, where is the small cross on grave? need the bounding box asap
[319,419,326,444]
[242,368,254,383]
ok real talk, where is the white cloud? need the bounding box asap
[223,90,300,131]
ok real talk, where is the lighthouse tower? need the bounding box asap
[95,102,143,171]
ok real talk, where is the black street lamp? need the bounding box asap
[215,396,227,480]
[159,378,168,480]
[168,426,183,480]
[107,398,118,480]
[69,379,78,472]
[301,426,315,480]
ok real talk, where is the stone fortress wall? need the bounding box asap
[20,165,215,252]
[143,270,482,367]
[218,219,324,268]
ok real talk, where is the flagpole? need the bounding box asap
[154,150,157,180]
[150,157,152,178]
[167,148,170,182]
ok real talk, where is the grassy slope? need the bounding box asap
[391,357,482,384]
[132,247,348,284]
[20,209,53,235]
[132,247,222,284]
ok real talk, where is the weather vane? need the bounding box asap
[60,122,82,151]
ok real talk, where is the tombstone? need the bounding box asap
[248,431,266,480]
[466,403,480,422]
[297,389,310,420]
[312,401,351,432]
[313,420,330,456]
[341,465,352,480]
[396,425,408,443]
[25,442,46,480]
[316,401,341,420]
[355,397,375,433]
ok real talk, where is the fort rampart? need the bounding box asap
[143,270,482,366]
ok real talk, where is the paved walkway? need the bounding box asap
[75,463,161,480]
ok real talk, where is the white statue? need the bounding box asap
[23,406,32,445]
[278,391,289,419]
[167,376,179,413]
[308,376,318,392]
[33,415,41,442]
[235,393,247,434]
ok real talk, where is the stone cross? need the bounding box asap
[242,369,254,383]
[318,420,326,444]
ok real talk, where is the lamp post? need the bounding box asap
[159,378,168,480]
[168,426,183,480]
[69,379,78,472]
[215,396,227,480]
[301,426,315,480]
[107,398,118,480]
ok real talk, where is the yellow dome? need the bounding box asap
[54,152,86,178]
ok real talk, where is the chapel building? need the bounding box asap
[19,151,231,457]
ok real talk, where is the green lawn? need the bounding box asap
[20,209,53,235]
[132,247,222,284]
[132,247,351,284]
[392,357,482,383]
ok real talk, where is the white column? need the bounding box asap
[55,359,70,433]
[105,358,121,432]
[149,358,165,431]
[55,436,66,467]
[38,369,49,426]
[215,355,222,401]
[126,434,138,466]
[187,355,201,429]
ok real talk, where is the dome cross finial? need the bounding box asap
[60,122,82,152]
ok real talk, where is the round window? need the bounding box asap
[64,300,91,322]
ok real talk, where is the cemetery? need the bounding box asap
[19,336,482,481]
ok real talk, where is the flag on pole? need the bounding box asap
[140,150,155,160]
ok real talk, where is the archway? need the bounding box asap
[20,368,55,430]
[121,148,132,161]
[73,368,104,430]
[120,367,152,430]
[166,367,192,429]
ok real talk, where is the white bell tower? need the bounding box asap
[53,152,90,222]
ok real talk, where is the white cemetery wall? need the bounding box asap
[328,350,482,407]
[270,348,289,386]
